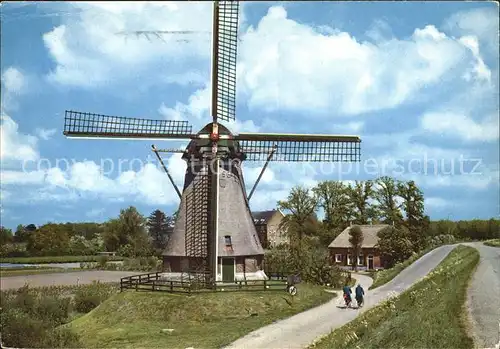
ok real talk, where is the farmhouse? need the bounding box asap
[252,209,287,248]
[328,224,389,270]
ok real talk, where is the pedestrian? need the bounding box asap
[355,283,365,307]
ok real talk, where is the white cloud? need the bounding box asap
[158,85,210,122]
[1,68,40,163]
[443,6,499,55]
[421,112,498,142]
[44,4,491,118]
[35,128,57,141]
[459,35,491,82]
[236,8,488,116]
[43,2,213,87]
[0,113,39,162]
[2,159,184,205]
[1,67,24,94]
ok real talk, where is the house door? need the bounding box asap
[222,258,235,283]
[367,255,374,270]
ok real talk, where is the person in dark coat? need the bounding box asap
[355,284,365,307]
[342,284,352,306]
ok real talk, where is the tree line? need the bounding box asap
[0,208,176,258]
[272,176,499,271]
[277,176,498,245]
[1,176,497,263]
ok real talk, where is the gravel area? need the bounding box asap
[463,242,500,348]
[0,270,140,290]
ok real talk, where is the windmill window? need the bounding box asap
[224,235,232,246]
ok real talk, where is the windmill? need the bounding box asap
[62,1,362,287]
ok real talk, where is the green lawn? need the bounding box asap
[69,283,335,348]
[0,267,84,277]
[484,239,500,247]
[0,255,123,264]
[309,245,479,349]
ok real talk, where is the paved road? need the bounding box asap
[226,244,457,349]
[0,271,139,290]
[464,242,500,349]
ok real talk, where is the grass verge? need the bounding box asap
[0,267,84,277]
[0,255,123,264]
[370,245,445,290]
[483,239,500,247]
[308,245,479,349]
[69,283,335,348]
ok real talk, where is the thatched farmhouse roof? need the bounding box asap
[328,224,390,248]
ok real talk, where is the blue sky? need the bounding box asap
[1,1,499,229]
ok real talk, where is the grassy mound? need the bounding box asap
[484,239,500,247]
[309,245,479,349]
[69,283,335,348]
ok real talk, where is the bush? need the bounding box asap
[264,239,345,287]
[97,255,109,268]
[0,242,29,258]
[0,286,79,348]
[73,282,117,313]
[426,234,456,248]
[119,256,161,272]
[74,291,102,313]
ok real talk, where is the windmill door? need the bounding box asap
[222,258,235,283]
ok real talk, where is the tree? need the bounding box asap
[0,226,13,245]
[102,206,151,257]
[373,176,403,225]
[312,181,353,238]
[27,224,70,256]
[278,186,318,244]
[348,180,379,224]
[348,225,364,271]
[146,209,172,251]
[376,225,414,268]
[102,219,123,252]
[13,224,34,243]
[398,180,428,250]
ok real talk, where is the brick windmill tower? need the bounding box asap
[62,1,362,287]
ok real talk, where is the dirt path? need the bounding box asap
[464,242,500,348]
[225,244,457,349]
[0,270,139,290]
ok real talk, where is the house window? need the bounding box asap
[335,254,342,263]
[224,235,232,246]
[357,254,364,266]
[347,254,352,265]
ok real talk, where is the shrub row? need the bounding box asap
[80,256,162,272]
[0,282,118,348]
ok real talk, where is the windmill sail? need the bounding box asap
[211,1,239,122]
[63,110,194,139]
[234,133,362,162]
